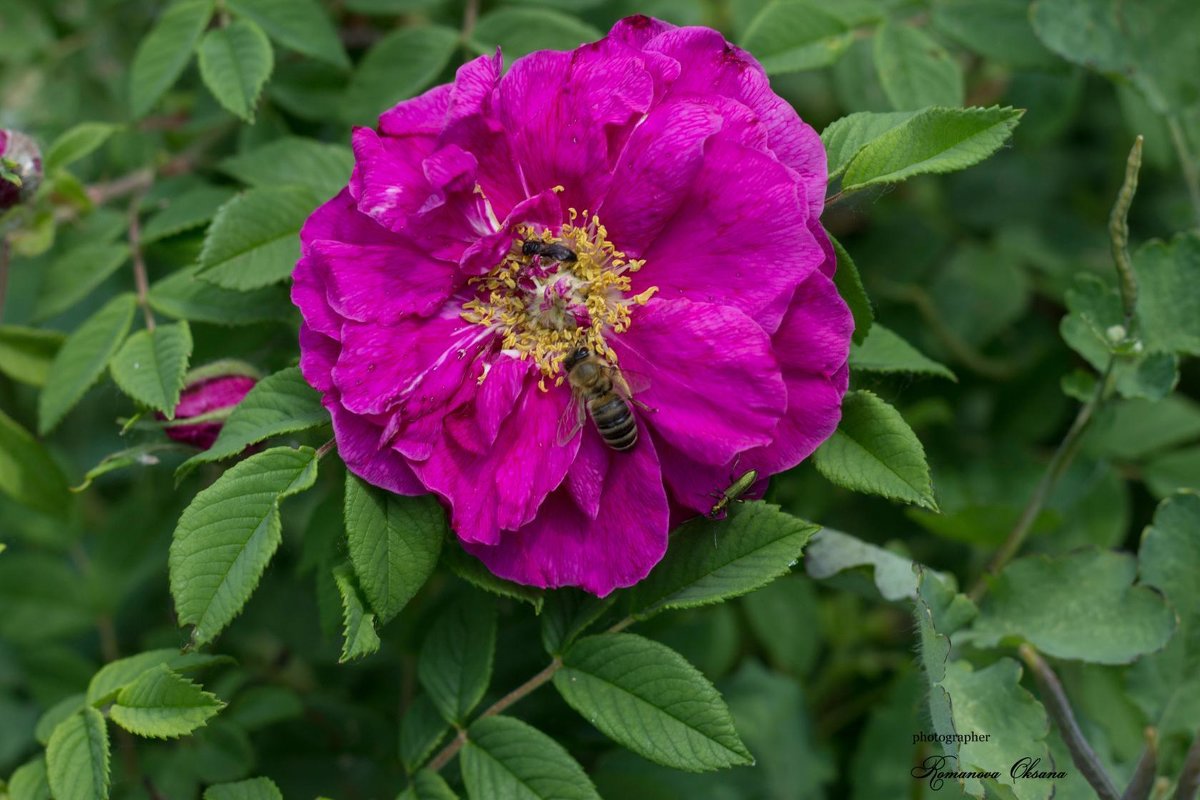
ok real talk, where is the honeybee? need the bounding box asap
[558,347,639,451]
[523,240,578,262]
[708,469,759,519]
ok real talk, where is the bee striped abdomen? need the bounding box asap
[589,395,637,451]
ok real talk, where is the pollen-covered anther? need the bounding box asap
[460,210,653,382]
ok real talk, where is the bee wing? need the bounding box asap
[610,364,654,414]
[556,391,587,446]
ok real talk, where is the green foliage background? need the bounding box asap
[1,0,1199,798]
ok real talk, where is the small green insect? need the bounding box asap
[708,469,759,520]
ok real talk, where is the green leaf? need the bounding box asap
[44,123,120,173]
[821,110,920,179]
[741,0,853,74]
[203,777,283,800]
[873,21,963,110]
[805,527,960,605]
[828,233,874,345]
[345,476,444,623]
[632,502,819,618]
[332,562,380,662]
[417,592,496,725]
[935,659,1053,800]
[1083,394,1200,460]
[399,695,450,774]
[470,8,602,62]
[46,707,110,800]
[1030,0,1200,114]
[340,26,460,126]
[0,407,71,517]
[219,137,353,198]
[541,590,617,657]
[840,106,1023,192]
[6,757,51,800]
[969,548,1176,663]
[0,325,63,386]
[554,633,752,772]
[0,554,93,643]
[1134,232,1200,356]
[38,293,137,435]
[813,389,937,509]
[1129,492,1200,739]
[441,542,544,611]
[129,0,215,118]
[108,664,224,738]
[398,770,459,800]
[33,242,129,321]
[109,322,193,417]
[87,649,227,705]
[849,323,956,380]
[178,367,327,474]
[34,693,86,746]
[742,574,822,676]
[142,185,237,243]
[1144,448,1200,498]
[197,19,274,123]
[225,0,349,69]
[462,716,600,800]
[198,187,318,290]
[148,266,293,326]
[169,446,319,646]
[931,0,1054,68]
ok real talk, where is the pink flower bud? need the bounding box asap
[0,129,43,211]
[160,362,259,449]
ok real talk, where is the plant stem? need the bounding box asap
[315,437,337,459]
[1124,728,1159,800]
[1019,645,1121,800]
[422,614,635,773]
[968,358,1113,601]
[1166,115,1200,228]
[425,657,563,772]
[1109,136,1143,329]
[1177,731,1200,800]
[461,0,479,44]
[128,192,156,331]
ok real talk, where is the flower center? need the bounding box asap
[461,209,657,388]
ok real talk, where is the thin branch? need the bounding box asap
[1176,731,1200,800]
[1166,115,1200,228]
[1123,727,1158,800]
[315,437,337,459]
[129,192,156,331]
[425,658,563,772]
[968,358,1114,600]
[1109,136,1143,329]
[461,0,479,44]
[1019,645,1121,800]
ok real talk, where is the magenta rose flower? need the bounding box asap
[0,129,43,211]
[293,16,852,596]
[160,364,258,450]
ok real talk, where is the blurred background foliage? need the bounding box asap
[1,0,1199,798]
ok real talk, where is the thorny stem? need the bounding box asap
[1123,728,1159,800]
[1166,115,1200,228]
[1177,732,1200,800]
[129,192,156,331]
[423,615,636,774]
[969,357,1114,601]
[1019,645,1121,800]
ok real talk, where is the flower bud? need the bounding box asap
[160,361,259,449]
[0,129,44,212]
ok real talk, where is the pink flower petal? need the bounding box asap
[315,239,458,324]
[464,433,668,595]
[327,396,425,495]
[415,378,580,544]
[615,298,785,466]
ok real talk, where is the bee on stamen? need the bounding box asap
[558,346,638,451]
